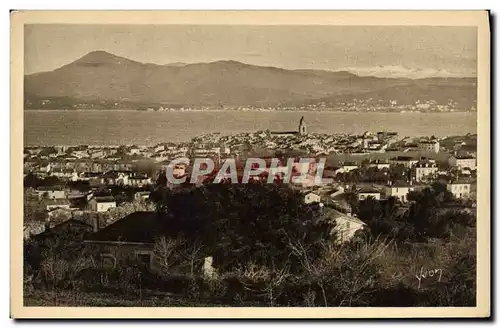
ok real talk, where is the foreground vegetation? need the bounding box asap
[24,183,476,307]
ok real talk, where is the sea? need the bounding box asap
[24,110,477,146]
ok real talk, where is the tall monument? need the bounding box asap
[298,116,307,135]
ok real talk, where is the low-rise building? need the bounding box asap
[134,191,151,201]
[365,159,390,170]
[50,167,75,179]
[384,181,415,202]
[304,191,321,204]
[417,140,440,153]
[357,187,381,200]
[89,196,116,212]
[323,206,366,244]
[448,155,477,171]
[36,186,66,200]
[341,162,359,173]
[446,181,471,199]
[389,156,418,168]
[414,160,438,182]
[128,175,152,187]
[45,198,71,211]
[83,212,214,277]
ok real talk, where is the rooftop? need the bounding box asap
[322,205,365,225]
[92,196,115,203]
[390,156,415,161]
[45,199,71,206]
[85,211,169,243]
[454,155,475,160]
[389,180,412,188]
[357,187,380,194]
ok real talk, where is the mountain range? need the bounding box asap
[24,51,477,110]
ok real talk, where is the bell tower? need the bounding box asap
[298,116,307,135]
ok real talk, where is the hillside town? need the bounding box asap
[24,117,477,243]
[25,98,476,113]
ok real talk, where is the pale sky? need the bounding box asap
[24,25,477,78]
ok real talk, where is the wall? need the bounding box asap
[358,193,381,200]
[97,202,116,212]
[446,184,471,199]
[415,166,438,181]
[334,217,364,243]
[304,193,321,204]
[384,186,412,202]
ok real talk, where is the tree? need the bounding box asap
[357,197,382,223]
[150,184,332,272]
[153,236,184,275]
[24,197,47,222]
[38,147,57,157]
[181,241,204,277]
[236,262,290,306]
[389,164,408,183]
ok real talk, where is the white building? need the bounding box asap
[128,175,152,187]
[446,182,471,199]
[448,156,477,171]
[89,196,117,212]
[304,192,321,204]
[417,140,440,153]
[45,199,71,211]
[366,160,390,170]
[384,181,415,202]
[341,163,359,173]
[327,208,366,244]
[134,191,151,201]
[154,145,165,153]
[36,187,66,200]
[414,160,438,182]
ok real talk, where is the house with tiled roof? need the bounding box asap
[389,156,418,168]
[446,180,472,199]
[45,198,71,211]
[321,205,366,244]
[448,155,477,171]
[383,180,415,203]
[83,212,169,271]
[357,186,381,200]
[88,195,116,212]
[414,159,438,182]
[83,211,217,275]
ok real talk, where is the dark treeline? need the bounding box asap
[349,182,475,243]
[149,184,332,272]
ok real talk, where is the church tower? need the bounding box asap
[298,116,307,135]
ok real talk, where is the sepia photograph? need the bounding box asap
[10,10,490,318]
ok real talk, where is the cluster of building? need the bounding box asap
[190,119,451,157]
[300,98,476,113]
[135,98,476,113]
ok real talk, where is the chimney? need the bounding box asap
[92,216,100,232]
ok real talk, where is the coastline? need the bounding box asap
[24,110,477,147]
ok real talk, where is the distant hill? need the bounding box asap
[24,50,476,109]
[298,78,477,109]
